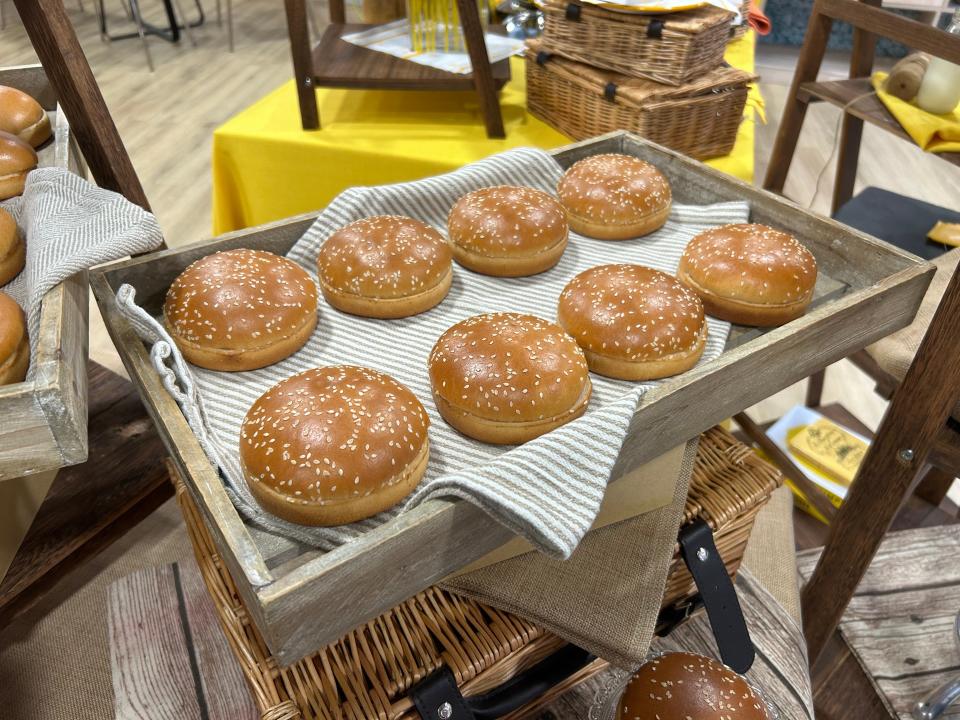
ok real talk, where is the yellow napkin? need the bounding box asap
[872,71,960,153]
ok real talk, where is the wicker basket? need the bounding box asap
[175,426,781,720]
[537,0,734,85]
[525,45,755,160]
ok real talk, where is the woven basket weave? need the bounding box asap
[525,47,755,160]
[175,425,781,720]
[537,0,734,85]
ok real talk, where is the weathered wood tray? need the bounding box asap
[90,132,934,665]
[0,65,89,481]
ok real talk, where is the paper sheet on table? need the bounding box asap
[341,20,525,75]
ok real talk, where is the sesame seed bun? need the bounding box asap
[317,215,453,318]
[0,86,52,148]
[557,154,672,240]
[0,131,38,201]
[0,208,25,286]
[240,365,430,526]
[617,652,768,720]
[0,291,29,386]
[428,312,591,444]
[558,264,706,381]
[447,186,568,277]
[164,249,318,371]
[677,223,817,327]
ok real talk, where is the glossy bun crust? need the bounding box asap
[557,154,672,240]
[240,365,430,526]
[558,264,706,380]
[317,215,453,318]
[0,291,29,385]
[164,249,318,371]
[447,186,568,276]
[428,312,591,444]
[617,653,768,720]
[0,131,38,201]
[0,208,25,286]
[678,223,817,327]
[0,86,51,148]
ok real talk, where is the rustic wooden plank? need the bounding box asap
[811,632,895,720]
[177,559,260,720]
[109,564,204,720]
[0,362,171,623]
[91,130,935,664]
[843,613,960,680]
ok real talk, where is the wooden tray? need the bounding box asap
[90,131,934,665]
[0,64,89,481]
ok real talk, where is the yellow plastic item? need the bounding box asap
[872,71,960,153]
[928,221,960,248]
[211,33,761,234]
[787,418,867,488]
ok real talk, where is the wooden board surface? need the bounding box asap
[798,525,960,719]
[0,361,172,624]
[0,64,90,481]
[91,130,934,664]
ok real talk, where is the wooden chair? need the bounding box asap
[282,0,508,137]
[757,0,960,666]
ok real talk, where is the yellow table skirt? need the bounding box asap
[212,31,760,234]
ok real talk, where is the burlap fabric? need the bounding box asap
[867,248,960,418]
[741,486,802,623]
[443,439,698,669]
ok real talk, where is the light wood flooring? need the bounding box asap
[1,2,958,471]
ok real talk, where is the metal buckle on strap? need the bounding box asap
[603,82,617,101]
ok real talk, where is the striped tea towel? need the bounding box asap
[1,167,164,376]
[117,147,748,558]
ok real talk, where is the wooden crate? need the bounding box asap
[90,131,934,665]
[0,65,89,481]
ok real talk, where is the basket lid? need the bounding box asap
[537,0,734,32]
[526,40,756,109]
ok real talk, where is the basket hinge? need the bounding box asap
[564,2,581,20]
[603,82,617,102]
[535,50,552,66]
[646,17,665,38]
[678,519,755,674]
[411,666,475,720]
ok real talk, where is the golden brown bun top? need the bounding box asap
[0,130,38,176]
[679,223,817,305]
[164,249,318,352]
[557,154,671,226]
[0,291,26,364]
[240,365,429,504]
[0,207,19,257]
[317,215,452,299]
[558,264,704,361]
[447,186,568,257]
[0,87,46,137]
[618,653,768,720]
[429,312,589,423]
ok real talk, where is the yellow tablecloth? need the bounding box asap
[872,72,960,154]
[212,31,761,234]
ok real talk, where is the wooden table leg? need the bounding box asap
[284,0,320,130]
[801,263,960,664]
[456,0,505,139]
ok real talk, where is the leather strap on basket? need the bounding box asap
[565,2,581,20]
[647,17,665,37]
[678,519,755,673]
[411,667,475,720]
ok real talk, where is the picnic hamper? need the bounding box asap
[536,1,734,85]
[525,46,755,160]
[175,425,782,720]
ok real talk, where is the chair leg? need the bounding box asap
[763,1,833,194]
[126,0,155,72]
[801,262,960,665]
[215,0,221,26]
[806,369,826,408]
[284,0,319,128]
[76,0,85,12]
[226,0,234,51]
[0,1,5,31]
[305,0,320,42]
[171,0,197,46]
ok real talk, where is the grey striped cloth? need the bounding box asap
[117,147,748,558]
[1,167,164,376]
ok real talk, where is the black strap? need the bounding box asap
[565,2,581,20]
[535,50,552,66]
[411,667,475,720]
[647,17,665,37]
[678,519,755,673]
[603,82,617,101]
